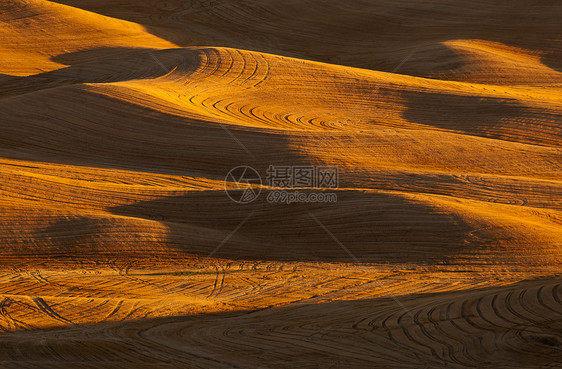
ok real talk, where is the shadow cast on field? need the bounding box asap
[0,278,559,368]
[0,47,198,98]
[0,80,311,177]
[400,90,527,134]
[400,89,561,145]
[103,189,480,264]
[48,0,562,75]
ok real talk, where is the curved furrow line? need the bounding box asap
[379,309,430,364]
[221,100,267,126]
[31,297,74,326]
[181,50,275,126]
[475,294,519,334]
[510,288,553,329]
[490,293,524,328]
[233,48,271,89]
[447,297,494,361]
[443,300,483,364]
[425,305,474,365]
[207,265,222,299]
[252,53,271,88]
[0,297,27,331]
[216,267,226,297]
[247,104,287,128]
[185,49,223,107]
[535,284,562,315]
[413,306,462,364]
[185,49,236,103]
[101,300,124,322]
[239,50,260,86]
[394,309,447,364]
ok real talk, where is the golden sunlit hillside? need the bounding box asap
[0,0,560,367]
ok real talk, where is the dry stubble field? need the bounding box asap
[0,0,561,368]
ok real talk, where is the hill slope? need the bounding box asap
[0,0,560,367]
